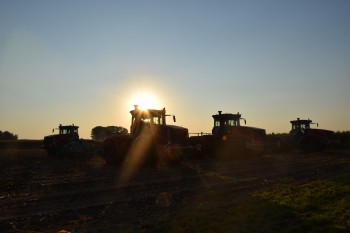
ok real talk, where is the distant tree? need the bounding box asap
[91,126,104,140]
[0,131,18,140]
[91,126,128,140]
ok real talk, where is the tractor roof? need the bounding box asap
[130,108,166,119]
[59,124,79,129]
[290,118,312,124]
[212,111,242,121]
[130,105,167,121]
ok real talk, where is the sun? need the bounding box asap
[130,92,159,110]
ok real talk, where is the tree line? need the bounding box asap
[0,131,18,140]
[90,126,128,140]
[1,126,128,141]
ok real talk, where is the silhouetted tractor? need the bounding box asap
[102,105,191,166]
[43,124,96,158]
[289,118,337,152]
[190,111,266,159]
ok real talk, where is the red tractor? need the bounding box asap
[288,118,337,152]
[190,111,266,159]
[102,105,191,166]
[43,124,96,158]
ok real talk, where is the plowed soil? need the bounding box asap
[1,149,350,232]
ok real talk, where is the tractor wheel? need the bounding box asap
[215,139,238,160]
[129,136,157,167]
[300,141,315,153]
[300,138,325,153]
[62,141,84,158]
[160,144,183,166]
[45,149,56,157]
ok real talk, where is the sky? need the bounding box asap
[1,0,350,139]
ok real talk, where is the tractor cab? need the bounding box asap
[290,118,314,137]
[129,105,179,137]
[43,124,80,156]
[130,105,166,136]
[289,118,337,152]
[57,124,79,138]
[124,105,189,165]
[212,111,246,137]
[206,110,266,157]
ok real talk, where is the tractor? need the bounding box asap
[102,105,191,166]
[43,124,96,158]
[289,118,337,152]
[190,111,266,159]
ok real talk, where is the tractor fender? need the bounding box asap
[158,142,184,166]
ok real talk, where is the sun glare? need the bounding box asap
[130,92,159,110]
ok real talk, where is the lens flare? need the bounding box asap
[118,128,155,185]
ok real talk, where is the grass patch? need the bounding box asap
[140,174,350,233]
[259,179,350,232]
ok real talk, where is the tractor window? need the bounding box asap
[215,120,220,127]
[60,129,68,134]
[60,128,78,135]
[142,118,151,124]
[227,119,238,126]
[139,117,162,124]
[152,117,162,125]
[292,124,299,130]
[132,115,163,125]
[222,119,238,126]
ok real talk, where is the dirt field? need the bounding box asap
[1,149,350,232]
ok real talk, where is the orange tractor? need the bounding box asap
[190,111,267,158]
[267,118,338,153]
[102,105,191,166]
[288,118,337,152]
[43,124,96,158]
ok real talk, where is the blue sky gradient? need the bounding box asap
[1,0,349,139]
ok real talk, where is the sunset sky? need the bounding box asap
[1,0,350,139]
